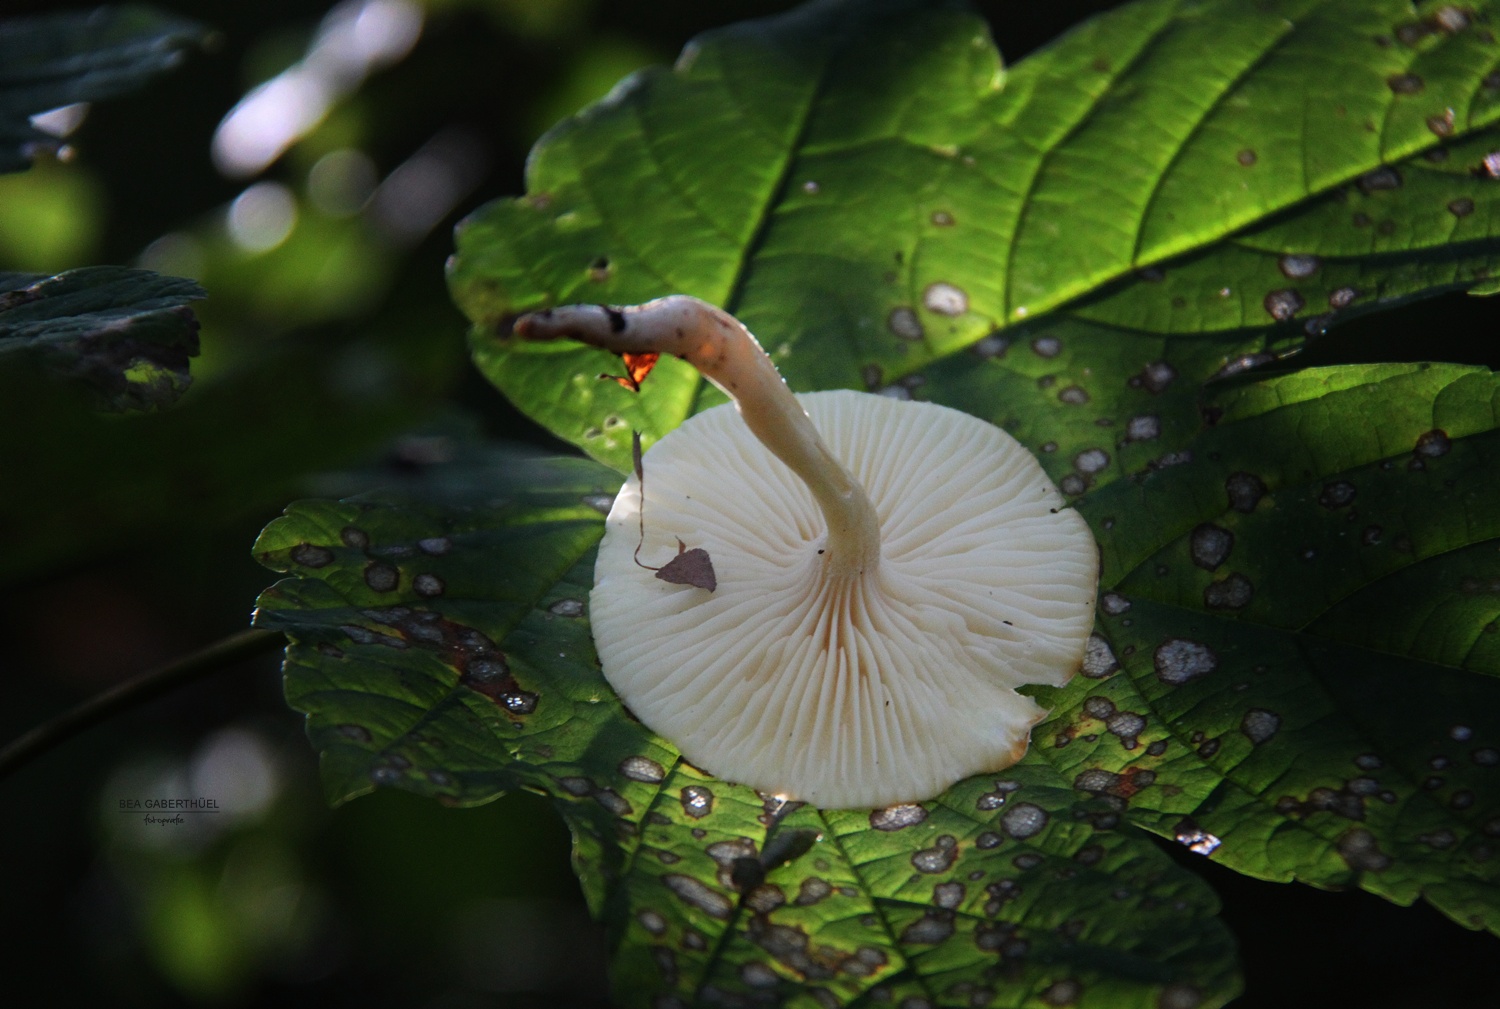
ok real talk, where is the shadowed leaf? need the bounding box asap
[255,449,1240,1008]
[1027,362,1500,935]
[0,266,203,411]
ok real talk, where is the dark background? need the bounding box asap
[1,1,1495,1005]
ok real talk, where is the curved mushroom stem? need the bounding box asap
[515,296,882,579]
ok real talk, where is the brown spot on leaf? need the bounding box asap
[291,543,334,568]
[1386,72,1424,94]
[362,607,534,714]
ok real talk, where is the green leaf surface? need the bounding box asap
[0,266,203,411]
[1041,363,1500,934]
[264,0,1500,1004]
[255,449,1241,1009]
[449,0,1500,472]
[259,361,1500,1001]
[0,4,206,173]
[1070,126,1500,336]
[254,452,627,810]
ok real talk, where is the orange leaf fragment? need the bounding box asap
[601,352,660,392]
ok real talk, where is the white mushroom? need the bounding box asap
[516,296,1098,809]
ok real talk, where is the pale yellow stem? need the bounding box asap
[514,296,881,578]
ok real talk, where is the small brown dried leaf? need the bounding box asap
[655,538,716,591]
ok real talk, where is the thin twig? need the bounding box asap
[0,627,282,782]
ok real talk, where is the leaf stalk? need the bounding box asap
[0,628,281,782]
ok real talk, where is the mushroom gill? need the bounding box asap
[516,296,1098,809]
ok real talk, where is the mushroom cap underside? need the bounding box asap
[590,390,1099,809]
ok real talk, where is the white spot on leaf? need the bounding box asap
[922,282,968,316]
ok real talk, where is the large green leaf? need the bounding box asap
[257,368,1500,1005]
[930,321,1500,925]
[255,448,1241,1009]
[1069,126,1500,336]
[0,267,202,411]
[0,5,206,173]
[260,0,1500,1005]
[1042,363,1500,926]
[449,0,1500,473]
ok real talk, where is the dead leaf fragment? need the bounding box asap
[601,351,659,392]
[655,538,717,591]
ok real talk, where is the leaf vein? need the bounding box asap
[1128,17,1300,265]
[999,1,1184,318]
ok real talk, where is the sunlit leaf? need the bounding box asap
[1070,127,1500,337]
[0,4,206,173]
[603,351,660,393]
[449,0,1500,472]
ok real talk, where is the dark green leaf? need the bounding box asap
[916,314,1273,498]
[255,449,1242,1008]
[1032,363,1500,931]
[254,451,627,809]
[0,266,203,411]
[0,5,206,173]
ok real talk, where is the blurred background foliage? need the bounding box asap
[2,1,1498,1006]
